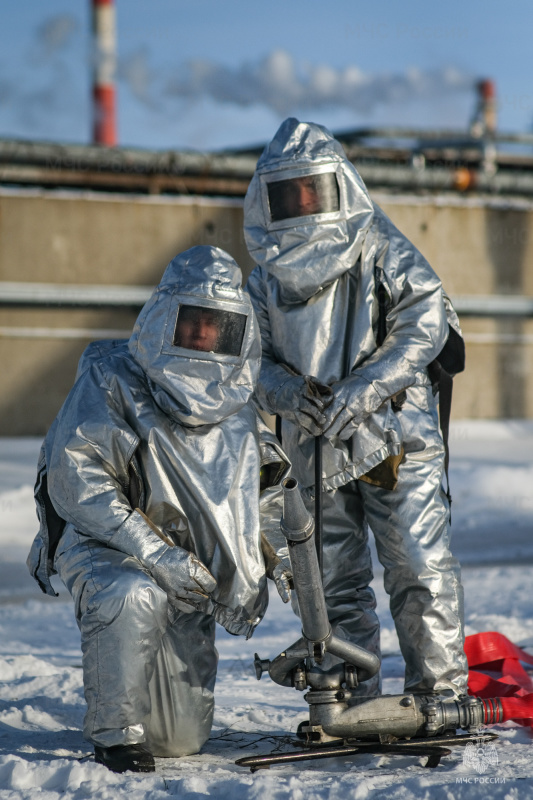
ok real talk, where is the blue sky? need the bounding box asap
[0,0,531,151]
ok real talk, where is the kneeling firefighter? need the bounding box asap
[27,246,290,773]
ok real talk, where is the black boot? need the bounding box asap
[94,743,155,773]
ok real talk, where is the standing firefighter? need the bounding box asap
[27,246,290,773]
[244,118,468,700]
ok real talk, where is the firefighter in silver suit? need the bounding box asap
[243,118,468,700]
[27,246,290,773]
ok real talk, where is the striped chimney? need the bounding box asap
[92,0,117,146]
[478,79,497,136]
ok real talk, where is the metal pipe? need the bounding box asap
[0,326,131,340]
[5,141,533,196]
[0,140,258,177]
[312,693,495,740]
[7,156,533,196]
[356,163,533,196]
[325,636,379,677]
[5,284,533,318]
[281,478,380,680]
[314,436,323,578]
[311,694,426,740]
[266,636,308,687]
[281,478,330,644]
[451,295,533,317]
[334,126,533,146]
[0,282,152,308]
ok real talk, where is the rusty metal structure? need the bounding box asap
[2,124,533,198]
[2,76,533,199]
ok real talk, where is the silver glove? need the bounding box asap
[271,562,293,604]
[322,374,384,440]
[149,545,217,613]
[274,372,333,436]
[109,508,216,613]
[261,531,293,603]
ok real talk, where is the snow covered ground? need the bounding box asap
[1,422,533,799]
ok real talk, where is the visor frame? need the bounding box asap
[260,162,345,231]
[161,292,251,364]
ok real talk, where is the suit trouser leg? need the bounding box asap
[359,448,468,696]
[304,482,381,696]
[145,608,217,757]
[55,527,218,753]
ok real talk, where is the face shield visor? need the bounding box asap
[173,304,247,357]
[266,171,340,223]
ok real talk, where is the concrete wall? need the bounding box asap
[0,189,253,435]
[1,187,532,434]
[376,194,533,420]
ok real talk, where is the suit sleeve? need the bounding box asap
[352,206,449,401]
[47,362,141,546]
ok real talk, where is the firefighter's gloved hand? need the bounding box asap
[261,532,293,603]
[271,562,293,604]
[274,374,333,436]
[109,509,216,614]
[322,375,384,441]
[150,545,217,613]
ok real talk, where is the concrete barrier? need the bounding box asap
[1,187,532,434]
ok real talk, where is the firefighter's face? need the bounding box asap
[175,308,220,352]
[283,176,322,217]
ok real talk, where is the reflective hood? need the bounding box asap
[129,246,261,426]
[244,117,374,304]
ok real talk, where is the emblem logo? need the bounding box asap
[463,737,499,774]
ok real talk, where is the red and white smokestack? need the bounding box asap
[91,0,117,146]
[478,79,497,136]
[470,78,497,139]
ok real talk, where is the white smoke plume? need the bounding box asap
[0,14,81,136]
[33,14,78,61]
[160,50,475,116]
[0,23,476,144]
[118,48,158,109]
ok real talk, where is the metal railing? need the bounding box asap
[0,282,152,309]
[1,282,533,318]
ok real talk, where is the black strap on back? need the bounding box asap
[427,325,465,508]
[427,358,454,506]
[440,368,454,506]
[376,282,389,348]
[275,413,282,445]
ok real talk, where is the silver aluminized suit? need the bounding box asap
[27,246,288,755]
[244,118,468,697]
